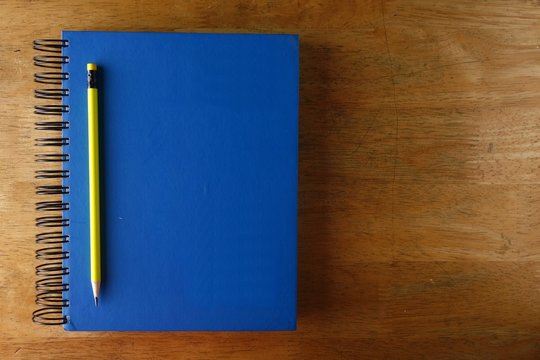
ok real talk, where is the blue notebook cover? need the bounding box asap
[62,31,298,331]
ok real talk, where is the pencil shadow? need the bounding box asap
[98,65,109,298]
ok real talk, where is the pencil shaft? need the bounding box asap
[88,65,101,289]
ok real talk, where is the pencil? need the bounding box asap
[87,63,101,306]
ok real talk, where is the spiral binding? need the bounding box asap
[33,39,70,325]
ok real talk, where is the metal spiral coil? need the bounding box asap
[35,137,69,146]
[34,153,69,162]
[35,121,69,131]
[33,39,69,53]
[36,231,69,244]
[34,72,69,85]
[34,104,69,115]
[33,39,70,326]
[36,185,69,195]
[35,201,70,211]
[35,89,69,100]
[34,55,69,69]
[34,169,69,179]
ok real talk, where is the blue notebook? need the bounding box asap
[51,31,297,331]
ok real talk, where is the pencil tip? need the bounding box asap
[91,281,100,306]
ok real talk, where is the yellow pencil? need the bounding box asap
[87,63,101,306]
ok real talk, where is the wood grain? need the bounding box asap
[1,0,540,358]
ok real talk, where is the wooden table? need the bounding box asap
[1,1,539,358]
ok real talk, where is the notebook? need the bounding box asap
[33,31,298,331]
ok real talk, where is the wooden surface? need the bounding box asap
[1,0,539,358]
